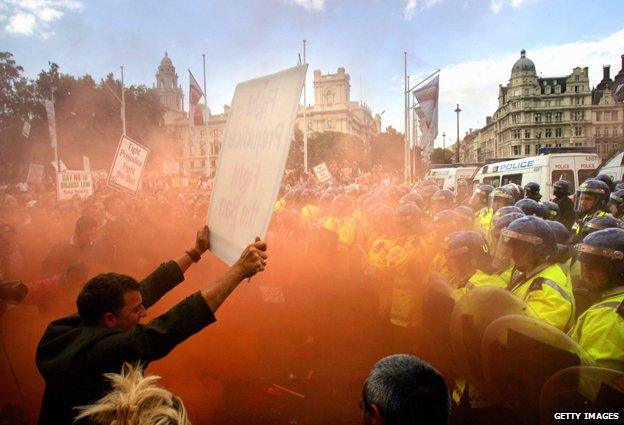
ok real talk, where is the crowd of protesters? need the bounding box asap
[1,163,623,424]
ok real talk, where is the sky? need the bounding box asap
[2,0,624,148]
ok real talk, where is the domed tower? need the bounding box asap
[506,49,539,101]
[154,52,183,112]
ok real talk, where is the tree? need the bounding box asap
[430,148,453,164]
[369,126,404,172]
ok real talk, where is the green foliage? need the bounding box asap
[430,148,453,164]
[369,126,404,171]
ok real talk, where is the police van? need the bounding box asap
[471,148,601,200]
[597,150,624,182]
[425,164,479,191]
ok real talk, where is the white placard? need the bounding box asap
[162,161,180,175]
[83,155,91,172]
[313,162,332,183]
[56,171,93,201]
[108,135,150,193]
[26,163,44,184]
[207,64,307,265]
[51,160,68,172]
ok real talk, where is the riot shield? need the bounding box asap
[449,286,532,398]
[481,314,595,423]
[422,272,456,376]
[539,366,624,424]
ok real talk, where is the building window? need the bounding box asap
[555,143,562,147]
[536,130,542,139]
[545,112,552,123]
[525,144,531,155]
[575,75,580,82]
[596,128,602,137]
[546,128,552,138]
[535,144,541,154]
[512,114,520,124]
[555,98,562,106]
[513,129,521,139]
[555,85,561,94]
[525,129,531,139]
[574,126,583,137]
[545,86,551,95]
[513,145,521,155]
[555,112,562,122]
[604,111,611,121]
[605,128,610,137]
[555,128,562,137]
[596,111,602,121]
[535,113,542,123]
[545,100,552,107]
[574,85,579,93]
[613,111,619,121]
[325,89,335,105]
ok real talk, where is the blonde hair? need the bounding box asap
[74,363,190,425]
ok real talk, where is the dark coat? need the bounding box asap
[554,195,575,230]
[36,261,216,424]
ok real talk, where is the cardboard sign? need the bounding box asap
[26,164,44,184]
[108,135,150,193]
[313,162,332,183]
[207,64,307,265]
[56,171,93,201]
[162,161,180,175]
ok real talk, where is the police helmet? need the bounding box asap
[431,189,455,211]
[400,192,425,209]
[491,212,525,239]
[576,228,624,282]
[607,189,624,216]
[420,184,439,200]
[581,215,624,237]
[444,230,492,269]
[615,182,624,191]
[501,216,556,259]
[553,180,571,198]
[523,182,542,201]
[541,201,560,221]
[515,198,548,219]
[575,179,611,213]
[504,183,524,203]
[491,186,515,209]
[493,205,525,220]
[394,203,424,227]
[454,205,475,225]
[433,210,464,233]
[469,184,494,207]
[546,220,572,263]
[595,174,615,192]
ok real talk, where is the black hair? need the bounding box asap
[75,215,98,234]
[77,273,140,326]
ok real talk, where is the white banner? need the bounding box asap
[162,160,180,175]
[43,99,57,149]
[108,135,150,193]
[50,160,68,172]
[56,171,93,201]
[83,155,91,172]
[313,162,332,183]
[26,163,44,184]
[207,64,307,265]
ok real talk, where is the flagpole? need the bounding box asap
[121,66,126,136]
[303,39,308,174]
[51,86,60,174]
[202,54,210,178]
[404,51,408,182]
[407,69,441,93]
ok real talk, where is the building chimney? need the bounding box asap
[621,54,624,71]
[603,65,611,81]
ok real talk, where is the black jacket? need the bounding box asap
[36,261,216,424]
[554,195,575,230]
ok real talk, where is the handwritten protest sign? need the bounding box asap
[108,135,150,193]
[313,162,332,183]
[207,64,307,265]
[56,171,93,201]
[26,164,44,184]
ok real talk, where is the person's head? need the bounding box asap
[77,273,145,331]
[576,228,624,292]
[491,212,525,269]
[444,231,492,279]
[490,187,515,212]
[523,182,542,201]
[394,203,423,235]
[553,180,571,199]
[545,220,572,264]
[400,192,424,210]
[595,174,615,192]
[607,189,624,217]
[541,201,560,221]
[453,205,475,227]
[515,198,548,219]
[432,210,464,242]
[74,216,98,248]
[500,216,556,271]
[430,190,455,215]
[361,354,450,425]
[575,179,610,215]
[468,184,493,209]
[75,362,189,425]
[580,215,624,239]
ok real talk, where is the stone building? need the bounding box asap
[591,64,623,157]
[466,50,623,161]
[296,67,382,144]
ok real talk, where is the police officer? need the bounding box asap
[501,216,575,331]
[607,189,624,218]
[469,184,494,235]
[571,228,624,370]
[524,182,542,202]
[541,201,560,221]
[515,198,548,219]
[431,189,456,216]
[553,180,575,231]
[572,179,611,240]
[595,173,615,193]
[491,212,525,283]
[431,210,466,281]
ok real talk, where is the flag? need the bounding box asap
[43,99,58,149]
[412,74,439,155]
[189,70,204,127]
[21,120,31,138]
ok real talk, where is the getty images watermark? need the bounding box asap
[554,412,620,420]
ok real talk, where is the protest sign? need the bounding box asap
[51,160,68,172]
[83,155,91,172]
[313,162,332,183]
[207,64,307,265]
[56,171,93,201]
[26,163,44,184]
[108,135,150,193]
[162,161,180,175]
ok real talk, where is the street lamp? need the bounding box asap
[442,131,446,150]
[455,104,461,163]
